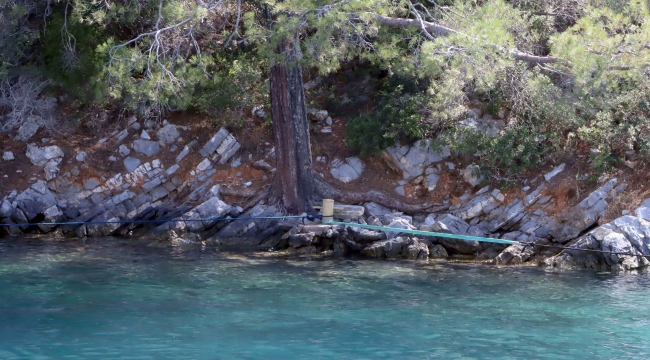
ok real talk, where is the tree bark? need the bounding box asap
[268,39,315,214]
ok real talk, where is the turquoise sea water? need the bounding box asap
[1,239,649,359]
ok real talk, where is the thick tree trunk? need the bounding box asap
[268,40,315,214]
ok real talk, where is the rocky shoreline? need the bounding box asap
[2,119,650,272]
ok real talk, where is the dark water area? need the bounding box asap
[1,238,649,359]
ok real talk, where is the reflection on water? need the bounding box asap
[1,238,649,359]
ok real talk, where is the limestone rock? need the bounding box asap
[200,128,230,157]
[330,157,364,183]
[549,179,617,242]
[76,151,87,162]
[544,163,565,181]
[176,145,190,163]
[157,124,181,145]
[385,218,416,239]
[461,165,484,186]
[25,144,63,167]
[132,139,160,157]
[406,241,429,260]
[307,108,329,122]
[15,117,40,142]
[118,144,131,157]
[361,237,408,258]
[364,202,392,217]
[433,214,482,255]
[547,209,650,271]
[429,244,448,259]
[383,140,450,180]
[123,157,141,172]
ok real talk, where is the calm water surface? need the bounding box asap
[0,238,649,359]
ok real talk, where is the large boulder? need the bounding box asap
[546,211,650,271]
[361,237,409,258]
[548,179,617,242]
[433,214,483,255]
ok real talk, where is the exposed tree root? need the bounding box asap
[314,178,449,214]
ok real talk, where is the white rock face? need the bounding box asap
[383,140,450,180]
[25,144,64,180]
[330,157,364,183]
[461,164,484,186]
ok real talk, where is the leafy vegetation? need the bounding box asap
[3,0,650,177]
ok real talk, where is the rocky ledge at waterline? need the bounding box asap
[1,120,648,271]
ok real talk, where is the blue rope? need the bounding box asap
[0,215,321,228]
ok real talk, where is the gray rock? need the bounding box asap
[75,151,87,162]
[544,163,566,181]
[218,137,241,164]
[330,158,364,183]
[123,157,141,172]
[3,151,14,161]
[157,124,181,145]
[461,164,483,186]
[25,144,63,167]
[176,145,190,163]
[115,129,129,142]
[433,214,482,255]
[118,144,131,157]
[15,117,41,141]
[142,177,162,192]
[84,178,101,190]
[230,156,242,168]
[395,186,405,196]
[429,244,448,258]
[200,128,230,157]
[149,186,169,201]
[288,233,315,248]
[166,164,180,176]
[634,199,650,222]
[407,241,430,260]
[108,156,117,161]
[348,227,386,242]
[140,130,151,140]
[361,237,408,258]
[132,140,160,157]
[549,179,617,242]
[495,244,537,265]
[307,109,329,122]
[383,140,450,180]
[385,218,416,239]
[364,202,392,217]
[456,193,497,220]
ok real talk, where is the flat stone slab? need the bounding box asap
[132,140,160,157]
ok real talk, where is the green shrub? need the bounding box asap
[40,12,109,103]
